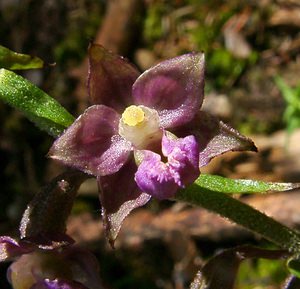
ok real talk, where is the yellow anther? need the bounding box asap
[122,105,145,126]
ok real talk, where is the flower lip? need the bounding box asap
[134,132,200,199]
[134,151,178,199]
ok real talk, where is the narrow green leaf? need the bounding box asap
[176,185,300,253]
[0,45,44,70]
[0,69,74,137]
[196,174,300,194]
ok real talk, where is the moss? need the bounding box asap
[54,2,104,69]
[143,3,167,44]
[236,258,288,289]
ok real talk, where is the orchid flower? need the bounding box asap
[49,44,256,244]
[0,236,101,289]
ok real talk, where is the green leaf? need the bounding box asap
[196,174,300,194]
[0,69,74,137]
[0,45,44,70]
[176,183,300,254]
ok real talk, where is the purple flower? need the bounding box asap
[49,44,256,244]
[0,236,101,289]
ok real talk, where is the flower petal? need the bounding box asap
[0,236,33,261]
[30,279,88,289]
[49,105,131,176]
[135,151,178,199]
[88,44,140,112]
[162,131,200,186]
[175,111,257,167]
[97,159,151,247]
[132,53,205,128]
[135,133,200,199]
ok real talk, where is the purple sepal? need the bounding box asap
[21,233,74,250]
[88,44,140,112]
[98,159,151,246]
[0,234,74,262]
[0,236,33,261]
[135,132,200,199]
[132,53,205,128]
[30,279,88,289]
[49,105,132,176]
[175,111,257,167]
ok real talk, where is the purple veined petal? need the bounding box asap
[132,52,205,128]
[174,111,257,167]
[49,105,132,176]
[88,44,140,112]
[98,158,151,247]
[0,236,33,261]
[134,150,179,200]
[30,279,89,289]
[162,131,200,186]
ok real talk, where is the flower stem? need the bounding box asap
[176,185,300,254]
